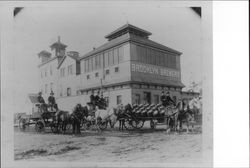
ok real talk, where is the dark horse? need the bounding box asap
[54,110,71,133]
[70,104,88,134]
[175,99,196,133]
[114,104,133,131]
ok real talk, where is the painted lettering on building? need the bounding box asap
[131,63,180,78]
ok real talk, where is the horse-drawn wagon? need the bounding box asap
[18,94,68,133]
[117,99,201,133]
[117,103,176,131]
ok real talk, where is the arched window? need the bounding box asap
[67,87,71,96]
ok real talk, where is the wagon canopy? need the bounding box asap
[28,93,39,104]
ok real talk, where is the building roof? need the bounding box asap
[38,56,57,67]
[105,23,152,40]
[50,36,67,50]
[79,33,182,60]
[131,75,185,88]
[50,41,67,50]
[38,50,51,57]
[57,54,80,69]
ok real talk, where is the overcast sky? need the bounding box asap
[11,1,202,112]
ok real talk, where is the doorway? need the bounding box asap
[143,92,151,104]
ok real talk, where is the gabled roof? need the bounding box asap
[38,56,57,67]
[79,33,182,60]
[57,54,80,69]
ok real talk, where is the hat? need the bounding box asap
[166,91,170,94]
[161,90,164,94]
[50,91,54,95]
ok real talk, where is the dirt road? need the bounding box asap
[14,123,202,163]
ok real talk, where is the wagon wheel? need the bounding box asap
[123,119,134,130]
[131,119,144,129]
[150,120,156,129]
[19,118,27,131]
[35,120,45,132]
[98,121,108,130]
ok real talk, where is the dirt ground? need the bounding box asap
[14,122,203,163]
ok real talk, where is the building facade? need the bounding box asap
[38,24,191,111]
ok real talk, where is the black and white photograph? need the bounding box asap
[3,1,248,168]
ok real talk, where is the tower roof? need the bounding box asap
[38,50,51,57]
[105,23,152,41]
[50,36,67,50]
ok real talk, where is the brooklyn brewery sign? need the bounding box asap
[131,63,180,78]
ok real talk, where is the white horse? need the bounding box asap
[92,106,118,131]
[189,97,202,114]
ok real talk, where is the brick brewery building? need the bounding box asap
[38,24,196,111]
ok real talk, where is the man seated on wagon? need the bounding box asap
[89,90,95,106]
[95,91,100,106]
[97,93,107,110]
[37,91,47,113]
[165,91,176,107]
[160,90,167,107]
[48,91,58,112]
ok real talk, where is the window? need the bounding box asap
[50,65,52,75]
[84,60,87,72]
[117,95,122,105]
[95,55,100,69]
[146,48,151,64]
[100,54,104,68]
[113,48,119,65]
[60,85,63,97]
[45,84,48,94]
[143,92,151,104]
[50,82,53,91]
[105,69,110,75]
[45,68,47,77]
[89,58,93,72]
[87,75,90,79]
[141,47,147,63]
[86,59,89,72]
[134,94,140,104]
[108,50,114,66]
[93,56,96,70]
[155,51,159,66]
[95,72,99,77]
[68,65,73,75]
[67,88,71,96]
[104,97,109,107]
[114,67,119,72]
[159,52,164,66]
[153,95,159,104]
[104,52,109,68]
[60,68,65,77]
[118,46,124,63]
[151,50,156,65]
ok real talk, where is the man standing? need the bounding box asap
[48,91,58,111]
[37,92,46,112]
[99,93,106,110]
[165,91,176,107]
[95,91,101,108]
